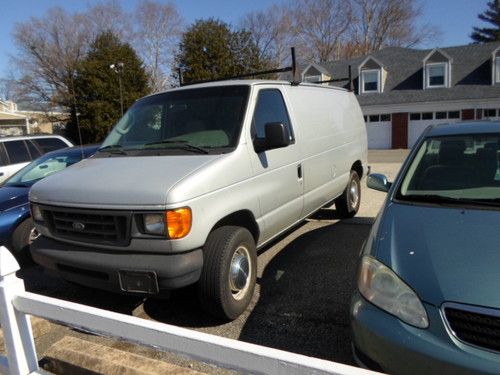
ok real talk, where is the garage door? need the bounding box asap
[408,114,461,148]
[366,121,391,149]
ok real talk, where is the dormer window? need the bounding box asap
[301,63,330,85]
[304,75,322,84]
[423,48,452,89]
[361,69,380,93]
[426,63,447,88]
[495,56,500,83]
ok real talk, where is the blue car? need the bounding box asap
[0,145,98,263]
[351,122,500,374]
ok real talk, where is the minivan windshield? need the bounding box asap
[99,85,250,155]
[398,134,500,205]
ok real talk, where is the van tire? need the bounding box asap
[198,226,257,320]
[11,218,38,264]
[335,170,361,218]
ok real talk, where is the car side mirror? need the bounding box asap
[367,173,392,192]
[253,122,291,153]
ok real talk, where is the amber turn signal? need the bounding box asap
[165,208,192,239]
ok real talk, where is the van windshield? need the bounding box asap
[99,85,250,155]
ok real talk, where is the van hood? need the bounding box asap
[374,202,500,309]
[30,154,222,208]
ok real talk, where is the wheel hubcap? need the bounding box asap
[349,179,359,209]
[229,246,251,300]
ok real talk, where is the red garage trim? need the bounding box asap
[461,109,475,120]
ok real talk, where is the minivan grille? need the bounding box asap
[444,305,500,352]
[42,207,130,246]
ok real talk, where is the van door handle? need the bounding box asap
[297,164,302,179]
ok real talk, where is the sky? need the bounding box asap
[0,0,489,80]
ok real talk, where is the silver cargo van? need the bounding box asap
[30,80,367,320]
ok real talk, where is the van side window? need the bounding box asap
[26,140,42,159]
[253,89,294,141]
[4,140,31,164]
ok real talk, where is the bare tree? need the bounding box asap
[11,7,91,108]
[240,4,293,67]
[289,0,354,62]
[134,1,183,92]
[349,0,440,56]
[84,0,132,42]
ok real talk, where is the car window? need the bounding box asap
[4,140,31,164]
[34,138,68,153]
[252,89,294,141]
[26,140,42,159]
[398,134,500,201]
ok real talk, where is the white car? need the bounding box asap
[0,135,73,183]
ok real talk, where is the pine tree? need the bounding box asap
[175,19,271,84]
[471,0,500,43]
[66,31,149,144]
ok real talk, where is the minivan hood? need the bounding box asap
[374,202,500,308]
[30,155,221,208]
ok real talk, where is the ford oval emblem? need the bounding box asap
[72,222,85,231]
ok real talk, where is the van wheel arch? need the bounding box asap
[211,210,260,244]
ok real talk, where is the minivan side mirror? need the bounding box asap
[367,173,392,192]
[253,122,291,153]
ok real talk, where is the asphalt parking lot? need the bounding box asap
[11,149,408,374]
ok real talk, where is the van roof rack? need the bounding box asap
[177,47,353,91]
[179,48,301,87]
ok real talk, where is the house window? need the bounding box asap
[361,70,380,93]
[304,75,322,84]
[422,112,433,120]
[436,111,447,119]
[410,113,421,121]
[369,115,380,122]
[448,111,460,119]
[426,63,446,88]
[484,109,498,118]
[496,58,500,83]
[380,114,391,122]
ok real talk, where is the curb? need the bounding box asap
[40,336,202,375]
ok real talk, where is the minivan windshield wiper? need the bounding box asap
[98,144,128,155]
[401,194,500,207]
[143,140,209,154]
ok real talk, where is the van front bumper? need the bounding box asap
[31,235,203,294]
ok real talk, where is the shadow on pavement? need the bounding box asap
[237,219,371,365]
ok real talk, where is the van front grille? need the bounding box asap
[444,305,500,352]
[42,207,130,246]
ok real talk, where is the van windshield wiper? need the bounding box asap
[401,194,500,207]
[98,144,128,155]
[143,140,209,154]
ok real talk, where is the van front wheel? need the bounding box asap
[198,226,257,320]
[335,170,361,218]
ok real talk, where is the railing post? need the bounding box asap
[0,247,38,374]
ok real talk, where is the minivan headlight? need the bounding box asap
[358,256,429,328]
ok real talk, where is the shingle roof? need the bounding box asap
[299,42,500,106]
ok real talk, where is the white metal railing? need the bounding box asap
[0,246,380,375]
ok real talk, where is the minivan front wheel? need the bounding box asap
[198,226,257,320]
[335,170,361,218]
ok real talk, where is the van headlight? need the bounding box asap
[31,204,44,223]
[358,256,429,328]
[142,208,192,239]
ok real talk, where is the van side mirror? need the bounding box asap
[367,173,392,192]
[253,122,291,153]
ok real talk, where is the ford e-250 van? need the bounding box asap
[30,80,368,320]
